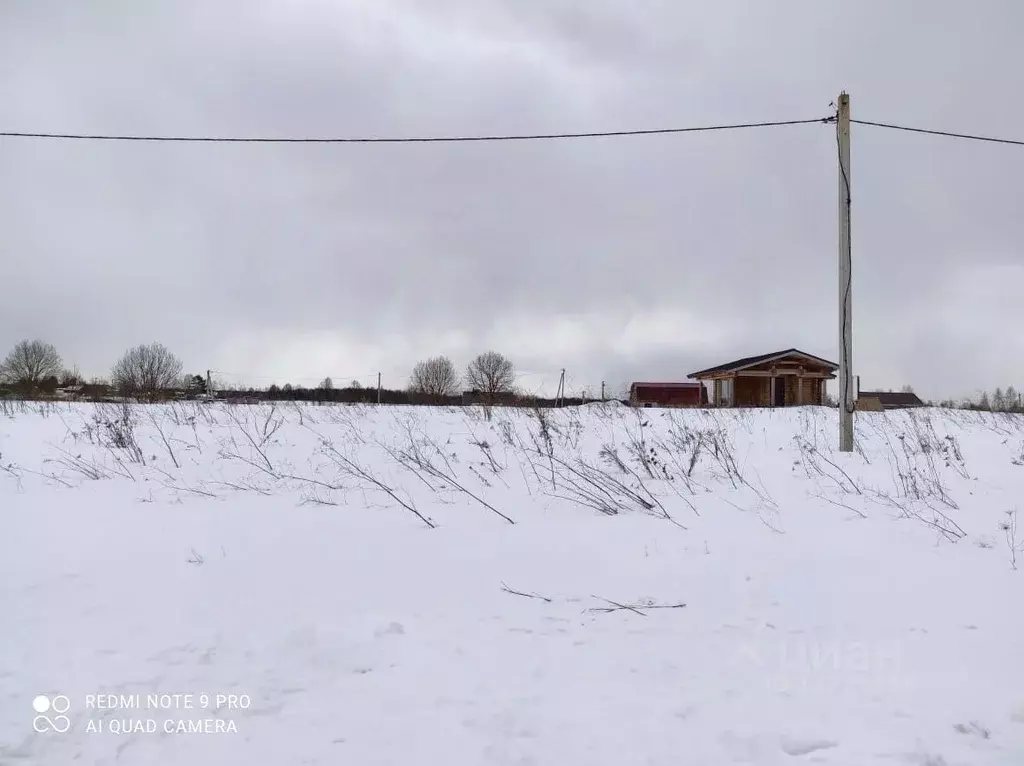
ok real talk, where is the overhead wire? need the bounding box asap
[850,118,1024,147]
[3,115,1021,147]
[5,107,1021,404]
[0,117,832,144]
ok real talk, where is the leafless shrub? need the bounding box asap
[317,436,434,527]
[386,422,515,524]
[1011,441,1024,467]
[299,484,339,506]
[219,403,284,477]
[409,355,460,398]
[148,410,181,469]
[586,596,687,616]
[864,415,960,511]
[528,445,681,525]
[1000,510,1021,571]
[562,407,585,450]
[46,447,125,481]
[111,342,183,400]
[793,436,862,495]
[91,401,145,467]
[210,477,273,496]
[156,468,218,498]
[0,454,23,490]
[0,339,63,393]
[465,351,514,399]
[868,490,966,542]
[623,411,673,481]
[290,400,309,427]
[470,436,506,475]
[500,583,552,602]
[496,418,517,448]
[661,416,709,494]
[35,401,60,418]
[703,427,745,488]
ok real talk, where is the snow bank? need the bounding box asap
[2,399,1023,764]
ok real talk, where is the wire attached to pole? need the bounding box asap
[851,118,1024,147]
[0,117,833,144]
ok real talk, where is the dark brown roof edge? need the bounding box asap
[688,348,839,378]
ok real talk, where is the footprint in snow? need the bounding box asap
[374,621,405,638]
[780,737,840,756]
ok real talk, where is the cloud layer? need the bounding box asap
[2,0,1022,400]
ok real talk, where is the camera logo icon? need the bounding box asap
[32,695,71,734]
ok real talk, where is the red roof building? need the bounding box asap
[629,381,707,408]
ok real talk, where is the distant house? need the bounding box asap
[55,385,84,400]
[688,348,838,407]
[461,390,517,406]
[856,390,925,411]
[79,382,112,401]
[629,382,707,408]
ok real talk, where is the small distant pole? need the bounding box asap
[601,381,606,401]
[206,369,213,398]
[837,91,855,453]
[377,372,382,405]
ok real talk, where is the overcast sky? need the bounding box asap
[1,1,1022,401]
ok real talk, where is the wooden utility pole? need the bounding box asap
[206,369,213,398]
[601,381,605,402]
[837,91,854,452]
[556,369,566,407]
[377,372,382,404]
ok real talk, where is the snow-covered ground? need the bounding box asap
[2,399,1023,765]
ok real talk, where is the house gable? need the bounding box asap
[689,348,838,379]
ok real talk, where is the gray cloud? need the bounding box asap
[1,0,1022,401]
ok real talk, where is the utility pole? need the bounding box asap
[556,369,566,407]
[206,369,213,398]
[837,91,854,452]
[601,381,605,402]
[377,372,382,405]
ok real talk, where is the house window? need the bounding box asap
[721,379,734,406]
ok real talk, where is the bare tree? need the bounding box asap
[111,342,183,399]
[409,356,460,397]
[319,377,334,390]
[60,365,83,387]
[0,340,63,392]
[1007,385,1020,412]
[466,351,514,397]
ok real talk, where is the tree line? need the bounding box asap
[0,341,595,407]
[0,339,188,400]
[934,388,1023,412]
[4,338,1020,411]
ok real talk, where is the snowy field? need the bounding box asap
[2,399,1024,765]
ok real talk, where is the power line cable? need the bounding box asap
[3,114,1022,147]
[0,117,832,144]
[851,118,1024,147]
